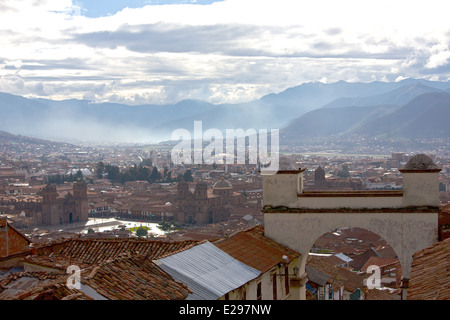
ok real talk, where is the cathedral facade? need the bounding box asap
[175,177,244,225]
[40,181,89,226]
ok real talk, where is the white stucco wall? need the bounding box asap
[262,173,302,208]
[219,262,298,300]
[297,195,403,209]
[402,172,440,207]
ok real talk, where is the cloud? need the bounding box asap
[1,0,450,105]
[72,23,272,55]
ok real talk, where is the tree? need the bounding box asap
[166,170,173,183]
[163,167,169,181]
[136,226,148,237]
[183,170,193,182]
[105,164,120,182]
[141,158,153,167]
[76,169,83,180]
[137,163,151,181]
[337,164,350,178]
[96,161,105,179]
[150,166,161,183]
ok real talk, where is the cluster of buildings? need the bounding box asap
[1,132,450,301]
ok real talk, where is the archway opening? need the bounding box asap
[305,226,402,300]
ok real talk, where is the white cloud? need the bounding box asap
[0,0,450,104]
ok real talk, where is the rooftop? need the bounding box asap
[408,237,450,300]
[31,238,200,265]
[213,225,300,273]
[154,241,260,300]
[401,154,440,171]
[81,252,191,300]
[213,177,232,189]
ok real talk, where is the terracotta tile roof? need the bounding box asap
[8,238,201,300]
[307,255,367,293]
[32,238,200,265]
[408,238,450,300]
[365,288,401,300]
[23,254,90,272]
[80,253,191,300]
[0,272,83,300]
[361,256,400,272]
[350,248,380,270]
[15,282,92,300]
[213,225,300,273]
[2,254,192,300]
[324,255,349,266]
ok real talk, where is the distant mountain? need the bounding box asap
[0,78,449,144]
[280,92,450,141]
[280,104,397,138]
[261,78,449,112]
[0,129,76,147]
[352,92,450,138]
[321,83,445,109]
[151,79,450,137]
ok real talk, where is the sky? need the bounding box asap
[0,0,450,105]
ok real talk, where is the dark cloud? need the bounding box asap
[70,22,416,61]
[19,58,95,70]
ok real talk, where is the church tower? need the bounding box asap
[73,180,88,223]
[194,182,209,224]
[314,166,326,190]
[41,184,59,225]
[73,180,87,199]
[194,181,208,199]
[177,179,190,199]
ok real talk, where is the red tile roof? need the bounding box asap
[307,255,367,294]
[81,253,191,300]
[361,256,400,272]
[0,272,82,300]
[4,238,202,300]
[408,238,450,300]
[2,253,192,300]
[32,238,199,265]
[213,225,300,273]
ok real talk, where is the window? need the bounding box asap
[257,282,262,300]
[272,273,277,300]
[285,266,290,295]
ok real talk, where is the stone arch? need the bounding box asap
[264,211,438,299]
[262,154,441,300]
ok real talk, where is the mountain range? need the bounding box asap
[0,78,449,144]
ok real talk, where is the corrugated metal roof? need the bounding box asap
[154,241,261,300]
[334,253,353,263]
